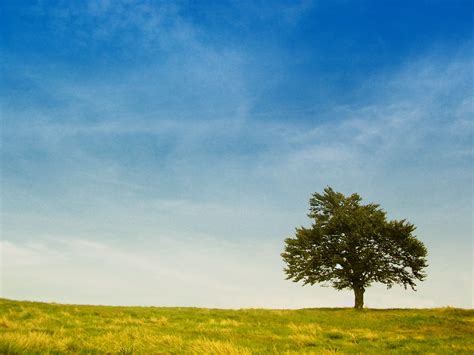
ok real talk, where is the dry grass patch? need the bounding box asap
[288,322,322,334]
[159,334,183,347]
[188,338,251,354]
[0,332,73,353]
[149,316,169,325]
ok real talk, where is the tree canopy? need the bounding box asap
[281,187,428,309]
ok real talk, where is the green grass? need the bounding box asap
[0,298,472,354]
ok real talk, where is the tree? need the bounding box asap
[281,187,428,309]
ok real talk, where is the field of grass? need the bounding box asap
[0,298,472,354]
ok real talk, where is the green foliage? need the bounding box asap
[0,299,473,354]
[282,187,428,308]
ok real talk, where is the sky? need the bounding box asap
[0,0,473,308]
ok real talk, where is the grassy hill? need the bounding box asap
[0,298,472,354]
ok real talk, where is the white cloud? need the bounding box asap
[3,237,464,308]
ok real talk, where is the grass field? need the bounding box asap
[0,298,472,354]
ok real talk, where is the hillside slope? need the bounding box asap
[0,298,472,354]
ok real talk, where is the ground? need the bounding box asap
[0,298,472,354]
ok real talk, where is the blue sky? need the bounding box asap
[1,0,473,308]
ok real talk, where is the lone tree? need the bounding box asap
[282,187,428,309]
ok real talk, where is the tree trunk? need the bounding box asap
[353,286,365,309]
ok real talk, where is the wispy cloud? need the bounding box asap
[2,237,449,308]
[30,0,189,51]
[2,49,472,220]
